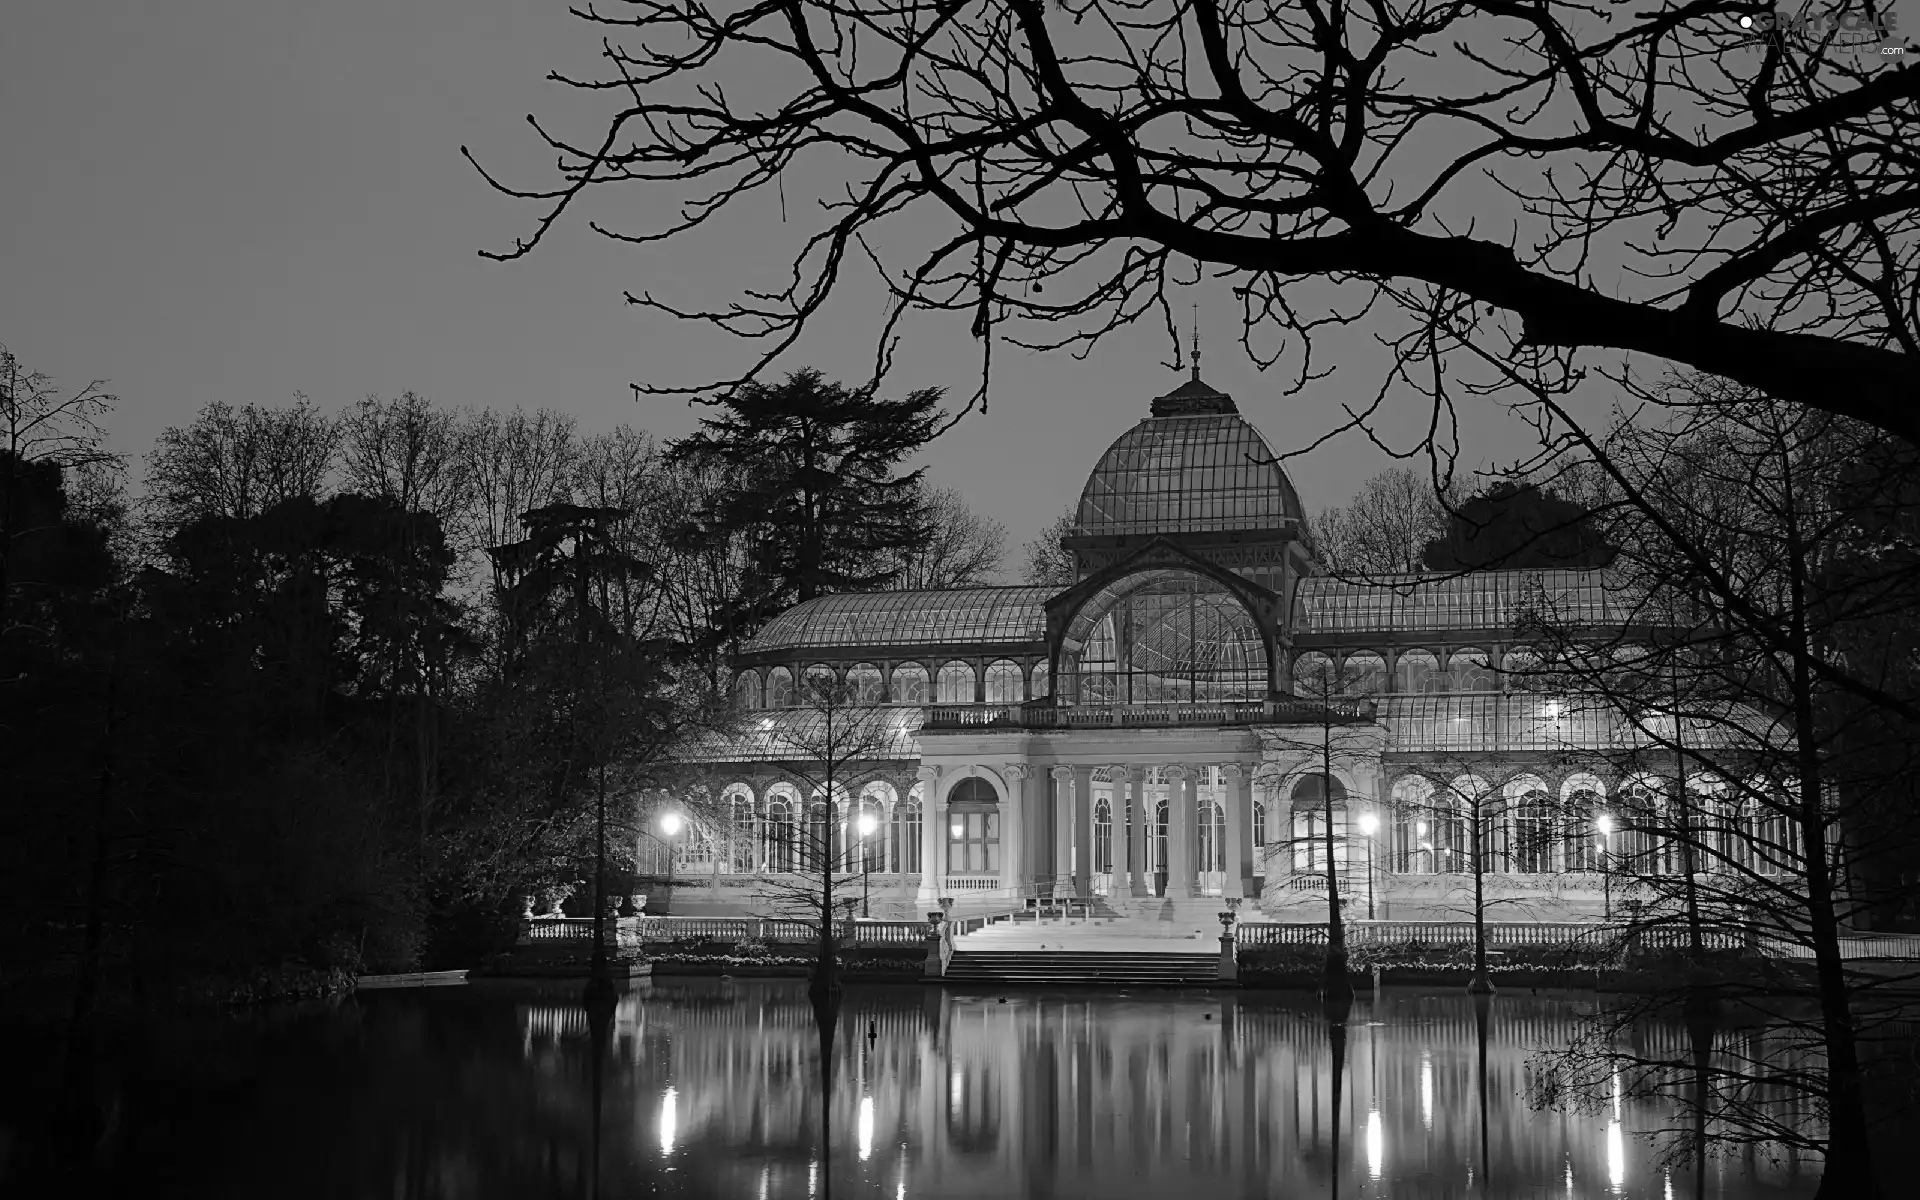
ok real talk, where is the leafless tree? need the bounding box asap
[1,345,118,636]
[1503,380,1920,1200]
[1020,506,1077,587]
[343,391,473,533]
[145,396,340,530]
[880,484,1005,588]
[472,2,1916,439]
[1310,466,1451,576]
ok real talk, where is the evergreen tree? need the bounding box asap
[1422,480,1614,572]
[663,369,944,640]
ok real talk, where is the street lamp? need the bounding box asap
[1357,810,1380,920]
[661,812,683,894]
[857,810,879,918]
[1594,813,1614,921]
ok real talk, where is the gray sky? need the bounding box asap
[5,1,1607,563]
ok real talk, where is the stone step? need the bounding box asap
[945,950,1220,986]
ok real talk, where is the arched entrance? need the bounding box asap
[1056,567,1272,705]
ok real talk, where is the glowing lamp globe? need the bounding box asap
[661,813,683,836]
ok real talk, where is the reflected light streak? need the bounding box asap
[1664,1169,1674,1200]
[1420,1054,1433,1130]
[659,1086,678,1155]
[1366,1109,1383,1179]
[858,1096,875,1161]
[1606,1120,1625,1193]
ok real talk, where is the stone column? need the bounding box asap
[1051,767,1075,894]
[1071,765,1095,897]
[917,765,944,903]
[1120,767,1149,897]
[1001,764,1029,896]
[1166,766,1196,898]
[1222,763,1257,898]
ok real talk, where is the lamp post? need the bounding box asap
[1357,810,1380,921]
[1595,814,1614,921]
[857,810,879,918]
[662,812,683,896]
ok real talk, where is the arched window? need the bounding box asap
[1093,798,1113,873]
[937,661,978,703]
[1029,661,1050,699]
[1252,799,1267,850]
[846,663,884,704]
[1197,797,1226,878]
[1510,784,1554,873]
[945,777,1000,874]
[765,666,795,708]
[1293,652,1338,696]
[984,659,1023,703]
[1153,798,1170,880]
[1290,774,1348,872]
[803,663,838,704]
[894,797,923,873]
[1342,652,1387,696]
[1395,649,1441,694]
[1448,649,1496,692]
[725,786,756,872]
[854,793,886,871]
[890,663,929,704]
[1062,571,1269,705]
[763,792,797,872]
[1499,645,1542,692]
[1391,775,1435,874]
[1743,785,1797,877]
[1562,784,1603,872]
[1619,778,1665,875]
[806,799,833,871]
[732,671,761,710]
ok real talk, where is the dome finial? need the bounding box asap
[1190,301,1201,381]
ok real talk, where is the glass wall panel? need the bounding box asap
[732,670,761,710]
[765,666,794,708]
[984,659,1023,703]
[846,663,884,703]
[1342,652,1387,695]
[1395,650,1440,694]
[937,661,977,703]
[1029,661,1050,699]
[1448,649,1496,692]
[1066,572,1267,704]
[890,663,928,704]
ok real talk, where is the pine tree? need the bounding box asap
[663,369,944,639]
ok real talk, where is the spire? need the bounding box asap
[1190,302,1201,381]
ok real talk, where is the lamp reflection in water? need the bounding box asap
[1366,1109,1383,1180]
[858,1096,874,1161]
[658,1085,678,1155]
[1420,1052,1433,1130]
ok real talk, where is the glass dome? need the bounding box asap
[1073,380,1303,538]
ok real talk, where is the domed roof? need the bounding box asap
[1072,373,1304,539]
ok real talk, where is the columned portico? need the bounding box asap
[1071,766,1094,897]
[917,765,944,903]
[1001,763,1031,894]
[1165,766,1195,898]
[1222,763,1256,898]
[1049,766,1073,894]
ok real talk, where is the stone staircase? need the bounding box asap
[943,948,1219,986]
[943,901,1228,986]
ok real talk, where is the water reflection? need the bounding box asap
[7,982,1829,1198]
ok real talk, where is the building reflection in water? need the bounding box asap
[266,981,1824,1199]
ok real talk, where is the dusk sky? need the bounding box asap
[4,1,1625,563]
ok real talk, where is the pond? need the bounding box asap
[0,981,1874,1197]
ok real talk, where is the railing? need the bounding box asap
[524,918,598,941]
[523,915,927,945]
[1233,920,1920,960]
[920,698,1376,731]
[937,875,1004,892]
